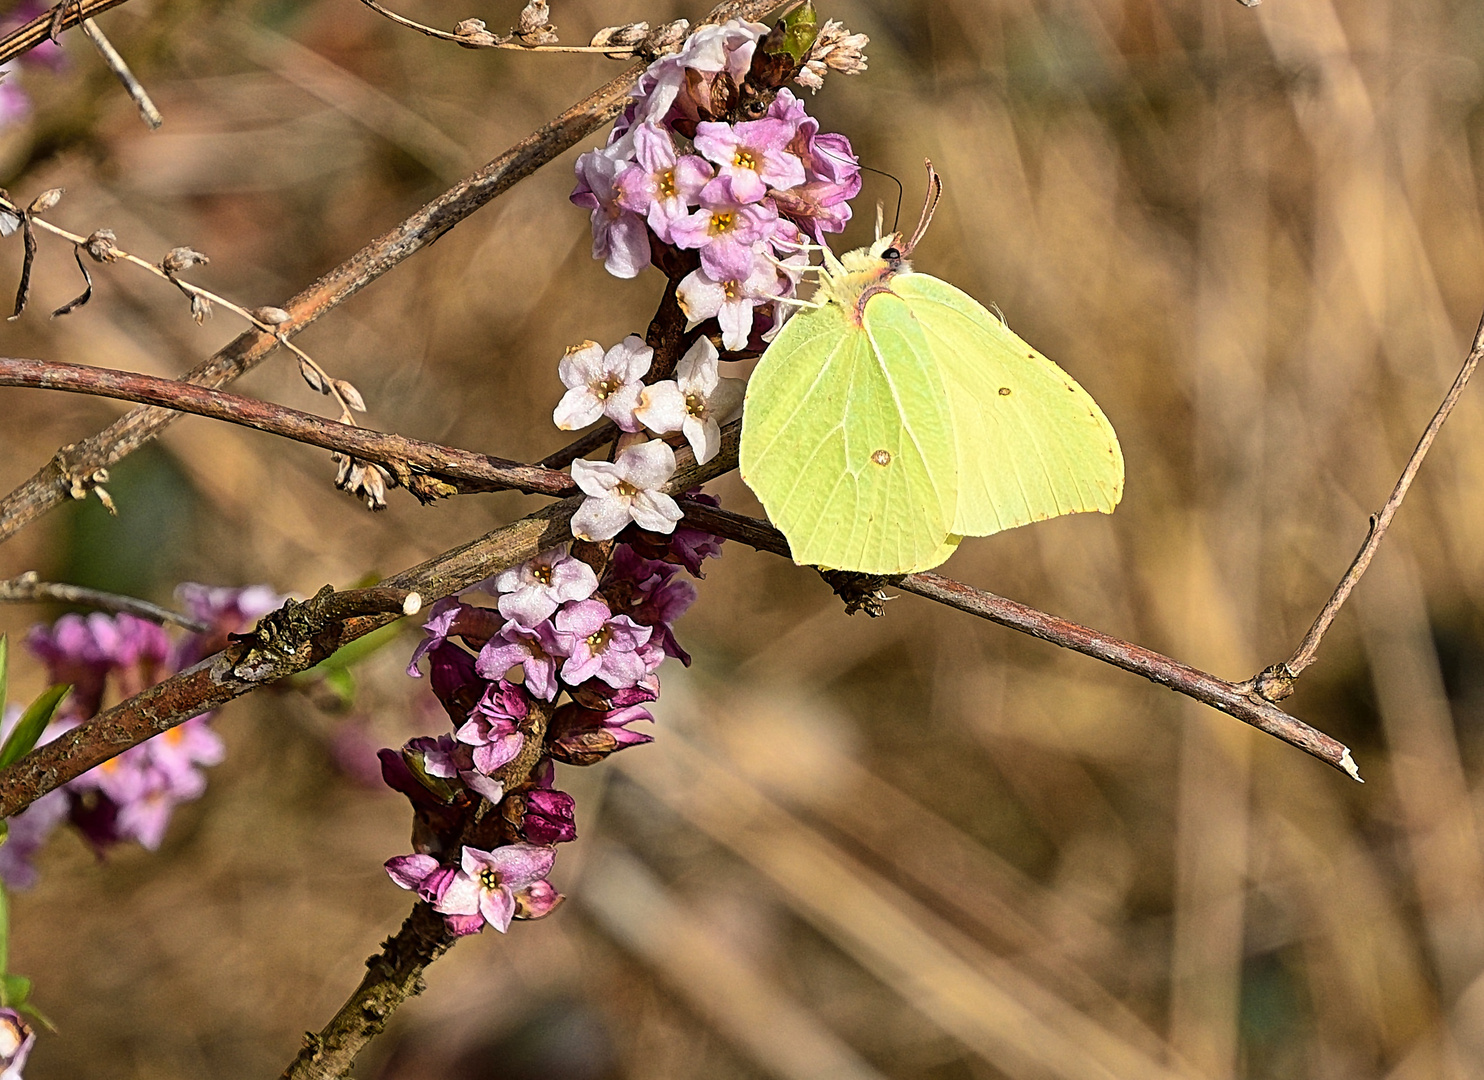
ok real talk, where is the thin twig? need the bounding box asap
[78,16,163,129]
[0,198,361,423]
[356,0,638,53]
[1244,305,1484,702]
[676,501,1363,781]
[0,571,209,631]
[0,0,131,65]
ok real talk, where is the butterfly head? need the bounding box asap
[815,162,942,321]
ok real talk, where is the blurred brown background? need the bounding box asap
[2,0,1483,1076]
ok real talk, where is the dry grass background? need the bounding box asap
[1,0,1483,1076]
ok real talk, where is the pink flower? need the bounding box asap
[669,175,779,282]
[435,843,558,934]
[676,253,787,352]
[694,117,806,203]
[554,599,658,688]
[615,123,713,243]
[571,147,650,279]
[475,619,565,701]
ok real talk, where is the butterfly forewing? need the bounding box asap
[889,274,1124,537]
[740,297,959,573]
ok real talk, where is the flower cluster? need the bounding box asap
[572,17,864,350]
[387,529,719,935]
[555,333,744,539]
[0,584,283,887]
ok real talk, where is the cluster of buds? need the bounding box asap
[386,522,721,934]
[1,585,283,887]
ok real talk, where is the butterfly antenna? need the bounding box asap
[903,160,943,255]
[854,163,905,232]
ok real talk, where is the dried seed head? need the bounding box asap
[514,0,557,45]
[333,453,393,510]
[162,246,210,273]
[590,21,647,50]
[251,305,291,326]
[27,188,64,214]
[190,294,213,324]
[84,229,120,262]
[453,18,499,47]
[798,19,868,90]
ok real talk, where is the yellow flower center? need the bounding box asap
[479,868,502,890]
[734,149,758,171]
[615,480,640,498]
[657,168,677,198]
[532,563,554,586]
[593,375,621,400]
[710,211,736,236]
[685,392,706,418]
[722,279,740,300]
[587,625,612,653]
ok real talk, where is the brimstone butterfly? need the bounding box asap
[739,163,1124,574]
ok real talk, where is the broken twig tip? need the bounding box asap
[403,592,422,616]
[1340,748,1364,783]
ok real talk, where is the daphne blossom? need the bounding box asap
[570,440,683,541]
[554,337,653,432]
[634,338,744,464]
[490,543,599,627]
[435,843,558,934]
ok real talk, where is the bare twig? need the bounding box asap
[0,0,131,65]
[0,357,578,498]
[1242,306,1484,702]
[78,16,162,129]
[0,199,362,423]
[676,501,1363,781]
[356,0,641,53]
[0,571,209,632]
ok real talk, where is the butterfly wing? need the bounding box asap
[740,296,959,574]
[890,274,1124,536]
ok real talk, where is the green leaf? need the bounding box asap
[0,685,69,772]
[293,619,405,685]
[775,0,819,63]
[0,975,27,1010]
[19,998,54,1033]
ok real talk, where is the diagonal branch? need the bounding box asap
[1243,304,1484,702]
[677,501,1363,781]
[0,571,208,631]
[0,0,133,65]
[0,48,645,543]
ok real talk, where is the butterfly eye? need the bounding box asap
[882,247,901,260]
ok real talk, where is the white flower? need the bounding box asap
[634,338,745,464]
[553,336,653,432]
[570,440,683,540]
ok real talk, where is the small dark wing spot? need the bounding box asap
[998,386,1012,396]
[871,449,892,466]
